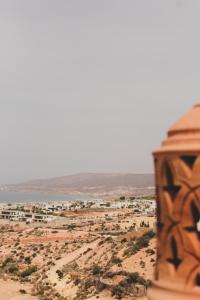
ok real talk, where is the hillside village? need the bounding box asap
[0,196,155,224]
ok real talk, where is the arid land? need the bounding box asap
[0,194,156,300]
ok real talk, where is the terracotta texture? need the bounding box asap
[147,104,200,300]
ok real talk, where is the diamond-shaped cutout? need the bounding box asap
[167,237,182,270]
[163,185,181,202]
[184,201,200,240]
[180,155,197,170]
[163,162,181,201]
[196,274,200,286]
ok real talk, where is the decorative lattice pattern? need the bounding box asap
[155,154,200,289]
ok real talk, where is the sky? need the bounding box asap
[0,0,200,184]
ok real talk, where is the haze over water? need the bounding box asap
[0,191,92,204]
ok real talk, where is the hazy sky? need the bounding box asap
[0,0,200,183]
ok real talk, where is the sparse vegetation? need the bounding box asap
[0,197,156,300]
[20,265,37,278]
[92,264,102,275]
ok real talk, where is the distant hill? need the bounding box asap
[8,173,155,195]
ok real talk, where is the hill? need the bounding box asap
[8,173,154,195]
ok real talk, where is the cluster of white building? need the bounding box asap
[0,195,156,223]
[0,209,55,223]
[91,197,156,215]
[36,197,156,216]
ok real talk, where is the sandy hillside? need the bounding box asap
[0,279,39,300]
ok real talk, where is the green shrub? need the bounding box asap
[111,256,122,264]
[111,285,124,299]
[123,230,155,257]
[2,257,13,267]
[8,264,18,273]
[92,265,102,275]
[20,266,37,278]
[24,256,31,264]
[84,279,94,290]
[128,272,140,282]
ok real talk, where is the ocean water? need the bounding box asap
[0,191,92,204]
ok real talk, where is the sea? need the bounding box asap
[0,191,92,204]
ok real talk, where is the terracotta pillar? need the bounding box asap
[147,104,200,300]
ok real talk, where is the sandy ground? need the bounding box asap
[47,238,100,298]
[0,209,156,300]
[88,293,114,300]
[117,239,156,280]
[0,279,39,300]
[88,293,148,300]
[21,229,89,244]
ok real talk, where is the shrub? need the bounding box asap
[111,256,122,264]
[56,269,63,279]
[128,272,140,282]
[2,257,13,267]
[8,264,18,273]
[19,289,27,294]
[84,279,94,290]
[140,260,145,268]
[24,256,31,264]
[105,236,113,243]
[20,266,37,278]
[92,265,102,275]
[74,278,81,286]
[98,240,104,246]
[137,237,149,249]
[121,238,127,243]
[143,230,155,239]
[146,248,155,256]
[111,285,124,299]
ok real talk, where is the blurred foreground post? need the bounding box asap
[148,104,200,300]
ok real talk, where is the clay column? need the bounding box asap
[148,104,200,300]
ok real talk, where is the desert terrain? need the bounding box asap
[0,196,156,300]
